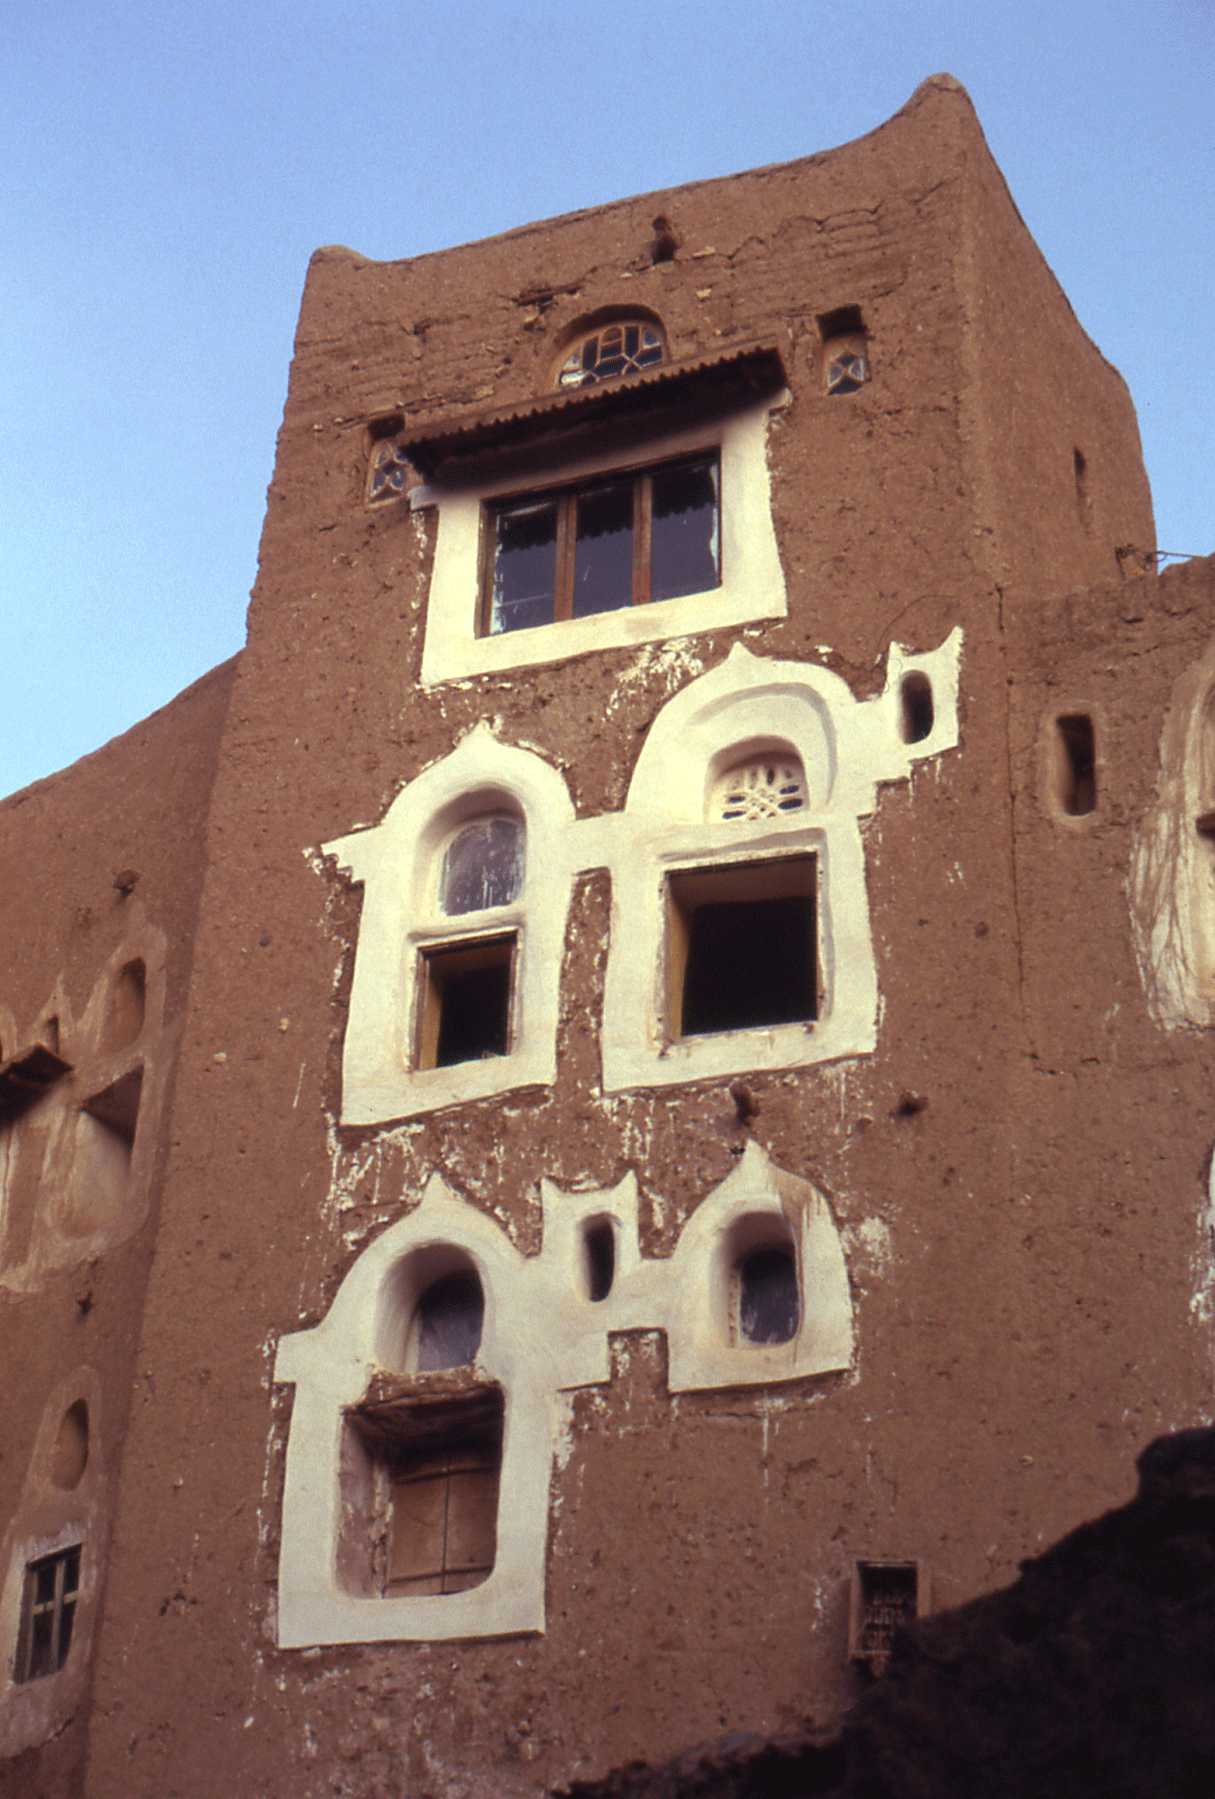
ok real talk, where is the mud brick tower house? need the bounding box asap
[2,73,1214,1799]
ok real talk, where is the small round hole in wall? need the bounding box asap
[51,1400,89,1491]
[900,673,934,745]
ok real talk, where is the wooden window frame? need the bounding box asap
[480,452,720,637]
[15,1545,81,1684]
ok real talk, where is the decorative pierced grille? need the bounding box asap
[557,322,665,388]
[713,757,807,822]
[368,441,410,502]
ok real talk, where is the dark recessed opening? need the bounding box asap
[672,859,817,1038]
[817,305,864,339]
[1057,714,1096,816]
[737,1245,799,1344]
[421,937,514,1069]
[415,1270,484,1371]
[583,1219,615,1302]
[899,672,934,744]
[853,1561,920,1674]
[1073,446,1088,499]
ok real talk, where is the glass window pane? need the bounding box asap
[441,817,524,915]
[650,459,720,602]
[491,499,559,634]
[573,480,634,617]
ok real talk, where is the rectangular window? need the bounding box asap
[484,453,720,636]
[15,1546,80,1683]
[343,1386,504,1599]
[418,936,516,1070]
[667,857,819,1040]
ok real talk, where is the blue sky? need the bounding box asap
[3,1,1212,796]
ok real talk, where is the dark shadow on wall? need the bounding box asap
[555,1426,1215,1799]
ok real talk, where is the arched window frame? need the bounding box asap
[600,638,961,1093]
[324,727,576,1123]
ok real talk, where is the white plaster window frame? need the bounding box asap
[599,636,962,1093]
[274,1146,853,1648]
[413,398,788,686]
[324,728,576,1124]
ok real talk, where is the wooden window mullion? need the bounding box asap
[632,473,652,605]
[554,492,576,621]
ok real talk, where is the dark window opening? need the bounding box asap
[15,1546,80,1683]
[737,1245,799,1344]
[670,858,818,1039]
[583,1219,615,1302]
[485,454,719,635]
[850,1561,926,1676]
[899,672,934,745]
[414,1270,484,1371]
[346,1386,503,1599]
[1056,714,1096,816]
[420,936,515,1070]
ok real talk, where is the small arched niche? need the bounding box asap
[51,1400,89,1491]
[376,1246,487,1374]
[722,1213,800,1348]
[100,960,145,1055]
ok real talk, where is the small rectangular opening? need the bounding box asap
[419,936,515,1070]
[848,1560,929,1675]
[1056,714,1096,816]
[668,857,818,1039]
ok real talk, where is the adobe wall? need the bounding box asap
[49,82,1207,1799]
[0,660,236,1797]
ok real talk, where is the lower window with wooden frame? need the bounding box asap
[483,453,720,636]
[14,1544,81,1683]
[341,1384,504,1599]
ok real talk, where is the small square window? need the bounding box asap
[483,454,720,636]
[848,1560,930,1675]
[667,857,818,1040]
[418,936,516,1070]
[15,1545,80,1683]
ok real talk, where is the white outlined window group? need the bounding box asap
[324,637,961,1124]
[275,1144,855,1647]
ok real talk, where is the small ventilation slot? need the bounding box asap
[582,1219,615,1302]
[1056,715,1096,817]
[899,673,934,745]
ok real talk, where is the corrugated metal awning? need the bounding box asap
[399,340,787,476]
